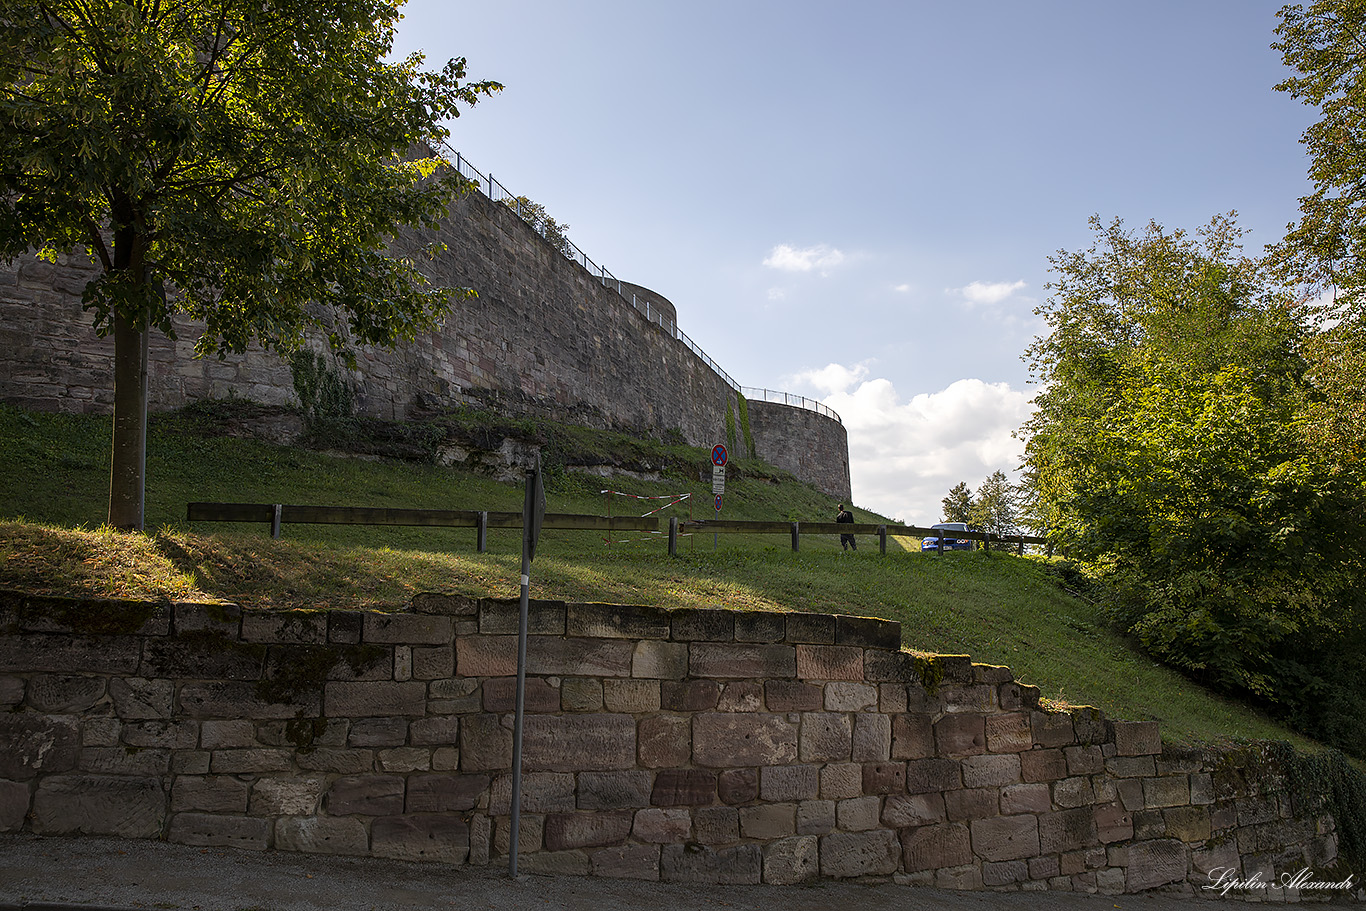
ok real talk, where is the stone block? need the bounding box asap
[982,859,1029,886]
[472,772,566,816]
[892,713,934,760]
[734,611,786,643]
[323,681,425,717]
[835,614,901,649]
[411,645,453,680]
[25,674,105,712]
[901,822,972,872]
[695,684,752,717]
[241,609,327,645]
[800,712,852,762]
[1189,772,1214,806]
[208,748,290,774]
[718,768,759,805]
[427,677,480,713]
[824,682,877,712]
[970,814,1040,861]
[697,806,741,844]
[862,761,905,796]
[81,746,170,776]
[373,814,470,863]
[171,776,250,814]
[0,633,141,675]
[962,753,1021,788]
[296,748,375,774]
[935,864,984,890]
[939,684,995,713]
[670,607,734,641]
[477,598,564,635]
[529,637,633,677]
[0,678,23,706]
[852,713,891,761]
[819,762,863,801]
[634,807,692,842]
[661,843,762,884]
[566,602,670,639]
[761,764,819,802]
[168,813,269,850]
[411,593,478,616]
[275,816,368,855]
[906,758,962,794]
[577,770,652,810]
[82,717,121,748]
[694,714,797,768]
[0,715,81,779]
[455,635,517,676]
[328,611,364,644]
[250,777,325,816]
[173,602,240,635]
[637,714,691,768]
[1117,778,1145,812]
[348,717,408,747]
[362,611,453,645]
[797,799,836,835]
[142,634,265,681]
[985,712,1032,753]
[796,645,863,681]
[1038,806,1098,853]
[590,844,661,880]
[882,793,946,828]
[542,811,633,851]
[0,780,29,832]
[740,803,795,839]
[1113,720,1161,756]
[122,720,198,749]
[1070,708,1109,744]
[632,641,689,679]
[407,773,490,813]
[326,774,404,816]
[32,775,165,837]
[837,795,881,831]
[1028,854,1060,880]
[182,681,319,720]
[1126,839,1188,891]
[603,679,659,713]
[784,612,836,644]
[934,713,985,758]
[650,768,716,806]
[492,813,544,855]
[690,643,795,679]
[945,787,999,821]
[460,714,512,771]
[1164,804,1211,842]
[764,680,822,712]
[1021,747,1067,782]
[1001,782,1051,815]
[1094,801,1133,843]
[764,835,818,884]
[482,675,560,713]
[523,714,635,771]
[1054,776,1094,808]
[661,679,719,712]
[409,715,459,747]
[1144,775,1190,808]
[820,829,900,878]
[1065,744,1105,775]
[864,650,919,684]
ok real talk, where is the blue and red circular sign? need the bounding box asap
[714,494,723,510]
[711,444,728,467]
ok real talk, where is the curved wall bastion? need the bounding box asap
[0,182,851,500]
[0,591,1342,899]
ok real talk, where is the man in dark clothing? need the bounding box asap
[836,504,856,551]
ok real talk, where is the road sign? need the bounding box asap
[712,464,726,494]
[711,444,728,467]
[714,494,723,510]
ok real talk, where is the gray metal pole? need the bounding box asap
[509,540,530,877]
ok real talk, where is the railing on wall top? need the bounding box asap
[435,143,842,428]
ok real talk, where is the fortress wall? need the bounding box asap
[0,189,849,497]
[0,591,1337,897]
[747,400,851,502]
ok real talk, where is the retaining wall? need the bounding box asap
[0,592,1337,897]
[0,186,851,500]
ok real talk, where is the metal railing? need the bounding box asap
[740,387,842,424]
[434,143,841,426]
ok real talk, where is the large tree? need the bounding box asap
[0,0,499,529]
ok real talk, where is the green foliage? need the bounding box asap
[504,196,574,259]
[736,393,757,459]
[725,399,738,456]
[289,351,355,427]
[1023,214,1366,757]
[1265,741,1366,873]
[942,482,974,524]
[968,471,1020,547]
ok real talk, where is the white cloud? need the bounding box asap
[766,288,786,301]
[893,283,912,293]
[763,244,847,273]
[955,279,1026,306]
[785,365,1036,526]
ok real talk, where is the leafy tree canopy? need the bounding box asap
[941,481,973,524]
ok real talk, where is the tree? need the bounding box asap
[941,482,974,524]
[0,0,500,529]
[504,196,574,259]
[968,470,1019,546]
[1022,214,1366,754]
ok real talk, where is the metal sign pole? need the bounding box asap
[509,455,544,879]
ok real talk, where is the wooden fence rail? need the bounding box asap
[187,502,1047,557]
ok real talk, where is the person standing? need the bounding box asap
[836,504,857,551]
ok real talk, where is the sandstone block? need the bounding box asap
[660,843,762,884]
[835,614,900,649]
[1094,801,1134,843]
[529,637,633,677]
[363,611,452,645]
[852,713,891,761]
[566,602,670,639]
[760,764,819,802]
[797,799,836,835]
[409,716,459,747]
[0,714,80,779]
[637,714,690,768]
[208,748,291,774]
[0,780,29,832]
[945,787,998,821]
[796,645,863,681]
[819,829,899,878]
[1143,775,1190,808]
[603,679,659,713]
[348,718,407,747]
[477,598,564,635]
[456,635,517,676]
[590,844,661,880]
[689,643,795,679]
[168,813,269,850]
[1054,775,1094,808]
[1021,747,1067,782]
[824,681,877,712]
[578,770,652,810]
[523,714,635,771]
[819,762,863,801]
[670,607,734,641]
[482,675,560,713]
[1038,806,1098,853]
[171,776,250,814]
[634,807,691,843]
[764,835,818,884]
[25,674,105,713]
[764,680,822,712]
[296,748,375,774]
[650,768,716,806]
[241,609,328,645]
[1126,838,1188,891]
[81,746,170,776]
[985,712,1032,753]
[275,816,368,855]
[800,712,852,762]
[934,713,985,758]
[411,593,478,616]
[372,814,470,863]
[122,720,198,749]
[460,714,512,771]
[970,814,1040,861]
[32,775,165,837]
[882,793,946,828]
[407,773,490,813]
[412,645,453,680]
[892,713,934,760]
[180,681,317,720]
[718,768,758,805]
[697,806,741,843]
[0,633,141,675]
[962,753,1021,788]
[694,714,797,768]
[716,681,763,712]
[250,777,325,816]
[837,795,881,831]
[982,859,1029,886]
[1164,804,1211,842]
[864,650,919,684]
[1001,782,1051,815]
[542,811,633,851]
[734,611,786,643]
[906,758,961,794]
[862,761,905,795]
[1066,744,1105,775]
[660,679,719,711]
[632,640,689,679]
[1032,711,1076,748]
[1113,720,1161,757]
[323,681,425,717]
[326,774,404,816]
[901,822,972,872]
[784,612,836,644]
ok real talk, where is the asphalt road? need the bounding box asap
[0,833,1311,911]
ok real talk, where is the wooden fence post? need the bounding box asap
[878,525,887,555]
[668,517,678,557]
[477,511,488,553]
[271,504,282,540]
[790,522,799,552]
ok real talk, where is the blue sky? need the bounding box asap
[392,1,1316,525]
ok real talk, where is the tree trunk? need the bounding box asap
[109,314,148,531]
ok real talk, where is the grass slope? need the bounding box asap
[0,403,1314,750]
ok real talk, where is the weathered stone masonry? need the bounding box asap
[0,591,1337,897]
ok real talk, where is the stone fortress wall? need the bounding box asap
[0,183,851,499]
[0,591,1339,898]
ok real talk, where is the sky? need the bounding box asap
[391,1,1318,526]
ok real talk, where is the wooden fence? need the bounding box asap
[187,502,1048,556]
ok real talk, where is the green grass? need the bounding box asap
[0,402,1319,751]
